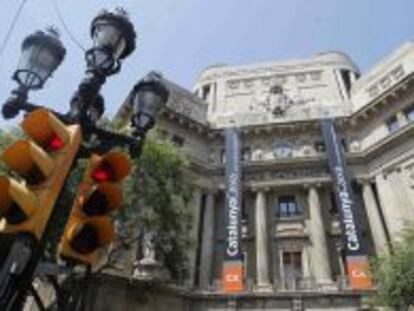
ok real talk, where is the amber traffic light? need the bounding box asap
[58,151,131,265]
[0,108,82,239]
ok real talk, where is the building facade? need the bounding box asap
[109,43,414,310]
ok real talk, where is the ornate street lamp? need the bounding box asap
[2,28,65,119]
[69,8,136,124]
[131,72,169,136]
[88,8,136,75]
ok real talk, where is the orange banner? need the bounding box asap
[222,261,244,293]
[346,256,373,290]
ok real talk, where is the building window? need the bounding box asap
[282,251,302,288]
[241,197,247,221]
[404,104,414,121]
[341,138,348,153]
[277,195,301,218]
[201,85,211,101]
[386,116,399,133]
[329,191,338,216]
[220,149,226,163]
[171,134,185,147]
[274,143,293,158]
[340,69,352,96]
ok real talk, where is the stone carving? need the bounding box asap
[252,84,314,118]
[142,232,156,260]
[132,231,170,281]
[252,148,264,161]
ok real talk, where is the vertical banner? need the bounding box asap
[222,128,244,293]
[321,119,373,290]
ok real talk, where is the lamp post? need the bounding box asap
[2,28,65,119]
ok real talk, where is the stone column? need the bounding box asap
[307,185,333,285]
[254,189,272,291]
[361,181,388,254]
[199,191,215,289]
[301,247,311,280]
[375,174,405,239]
[189,188,203,287]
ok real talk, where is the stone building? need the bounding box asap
[60,43,414,310]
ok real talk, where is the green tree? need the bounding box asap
[97,118,195,281]
[122,132,194,282]
[0,127,23,174]
[372,227,414,310]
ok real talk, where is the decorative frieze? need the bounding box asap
[225,71,323,96]
[244,167,329,182]
[366,64,405,98]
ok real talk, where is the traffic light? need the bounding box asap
[0,108,82,240]
[58,151,131,265]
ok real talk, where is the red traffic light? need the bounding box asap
[46,134,65,152]
[91,162,115,182]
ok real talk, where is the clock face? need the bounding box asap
[274,143,293,158]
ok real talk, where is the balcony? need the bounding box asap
[276,277,317,291]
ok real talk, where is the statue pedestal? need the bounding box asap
[132,257,170,282]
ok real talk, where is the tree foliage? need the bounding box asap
[372,227,414,310]
[122,132,194,282]
[0,127,23,174]
[96,118,195,281]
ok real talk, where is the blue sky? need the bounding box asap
[1,0,414,127]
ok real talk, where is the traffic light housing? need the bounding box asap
[0,108,82,240]
[58,151,131,265]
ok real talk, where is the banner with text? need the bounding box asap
[222,128,244,293]
[321,119,373,290]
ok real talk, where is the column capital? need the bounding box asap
[303,182,322,190]
[205,188,220,195]
[251,186,270,193]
